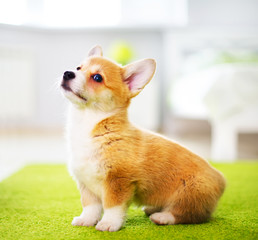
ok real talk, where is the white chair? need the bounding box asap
[204,64,258,161]
[171,63,258,161]
[210,107,258,161]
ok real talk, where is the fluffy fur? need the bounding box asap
[61,45,226,232]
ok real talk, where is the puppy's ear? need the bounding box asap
[88,45,103,57]
[122,59,156,97]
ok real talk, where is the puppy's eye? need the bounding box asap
[92,74,103,83]
[76,66,81,71]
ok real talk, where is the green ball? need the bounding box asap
[110,42,134,66]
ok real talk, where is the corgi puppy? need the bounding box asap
[61,45,226,232]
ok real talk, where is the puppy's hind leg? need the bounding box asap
[149,211,176,225]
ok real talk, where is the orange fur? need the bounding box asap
[61,45,226,231]
[91,113,225,224]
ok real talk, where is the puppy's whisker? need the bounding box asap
[49,77,62,93]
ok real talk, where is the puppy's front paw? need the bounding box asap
[95,219,123,232]
[96,206,125,231]
[72,216,98,227]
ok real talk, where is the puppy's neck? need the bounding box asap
[92,109,129,137]
[69,105,129,137]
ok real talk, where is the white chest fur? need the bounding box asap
[66,106,112,198]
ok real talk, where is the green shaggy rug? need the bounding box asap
[0,162,257,240]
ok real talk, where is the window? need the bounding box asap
[0,0,121,27]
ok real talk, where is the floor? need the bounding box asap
[0,131,257,181]
[0,132,66,181]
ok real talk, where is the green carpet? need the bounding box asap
[0,163,257,240]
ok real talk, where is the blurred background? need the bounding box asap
[0,0,258,180]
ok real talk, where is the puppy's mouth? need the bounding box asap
[61,84,87,102]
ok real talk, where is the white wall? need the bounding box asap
[188,0,258,28]
[0,25,162,130]
[1,0,258,132]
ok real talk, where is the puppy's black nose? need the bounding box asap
[63,71,75,81]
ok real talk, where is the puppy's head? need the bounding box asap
[61,45,156,112]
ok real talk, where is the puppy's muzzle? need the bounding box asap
[62,71,75,90]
